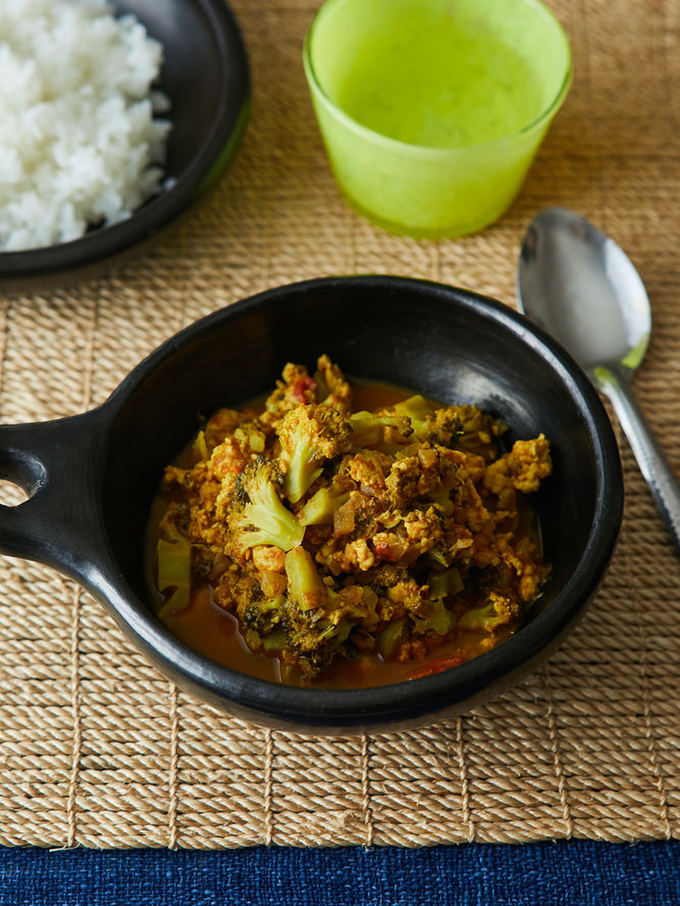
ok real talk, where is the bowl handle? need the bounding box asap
[0,411,105,577]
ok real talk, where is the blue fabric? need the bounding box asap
[1,841,678,905]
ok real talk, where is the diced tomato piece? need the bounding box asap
[292,376,317,403]
[408,655,465,680]
[373,539,405,562]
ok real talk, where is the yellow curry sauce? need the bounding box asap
[146,358,551,687]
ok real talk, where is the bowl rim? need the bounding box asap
[302,0,572,157]
[0,0,250,278]
[99,275,623,726]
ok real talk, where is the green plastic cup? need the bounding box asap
[303,0,571,238]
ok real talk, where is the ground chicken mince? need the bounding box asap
[149,357,552,686]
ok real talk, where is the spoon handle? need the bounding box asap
[596,368,680,551]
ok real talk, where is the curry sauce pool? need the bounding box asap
[147,358,552,687]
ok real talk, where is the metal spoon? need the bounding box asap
[517,206,680,551]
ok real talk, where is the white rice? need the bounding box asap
[0,0,171,252]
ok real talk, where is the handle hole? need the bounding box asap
[0,479,31,507]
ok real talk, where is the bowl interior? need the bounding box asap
[101,278,612,665]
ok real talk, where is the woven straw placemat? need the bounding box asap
[1,0,679,849]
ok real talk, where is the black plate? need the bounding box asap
[0,277,623,733]
[0,0,250,293]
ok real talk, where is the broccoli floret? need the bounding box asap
[313,355,352,411]
[284,546,328,611]
[413,598,453,636]
[412,570,462,636]
[317,617,353,644]
[388,396,465,446]
[385,398,504,453]
[389,396,436,439]
[277,404,352,503]
[458,592,520,631]
[233,420,267,453]
[229,460,304,554]
[449,405,505,460]
[377,618,407,658]
[349,410,413,447]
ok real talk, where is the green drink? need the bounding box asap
[304,0,571,237]
[336,18,545,149]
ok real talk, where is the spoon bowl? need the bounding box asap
[518,206,680,550]
[519,208,651,375]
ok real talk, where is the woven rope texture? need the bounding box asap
[0,0,679,847]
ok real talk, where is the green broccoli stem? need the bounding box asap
[283,443,323,503]
[349,411,413,447]
[157,537,192,617]
[285,547,327,610]
[298,486,350,525]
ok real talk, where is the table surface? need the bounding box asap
[2,0,680,873]
[2,841,680,905]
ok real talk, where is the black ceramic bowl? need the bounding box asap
[0,277,623,733]
[0,0,249,294]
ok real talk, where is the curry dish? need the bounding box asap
[150,356,552,686]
